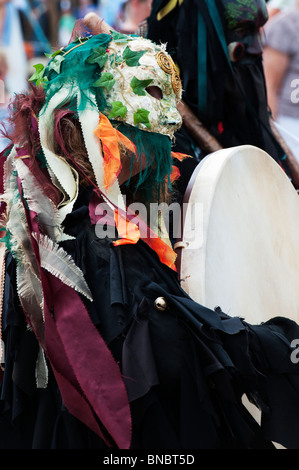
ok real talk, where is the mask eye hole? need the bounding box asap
[146,86,163,100]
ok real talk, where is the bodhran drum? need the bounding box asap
[176,145,299,325]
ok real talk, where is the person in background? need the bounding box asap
[115,0,152,34]
[30,0,51,41]
[97,0,123,27]
[263,0,299,161]
[267,0,296,18]
[143,0,299,200]
[0,0,27,95]
[14,0,53,57]
[75,0,98,19]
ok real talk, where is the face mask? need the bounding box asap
[100,36,182,138]
[221,0,268,56]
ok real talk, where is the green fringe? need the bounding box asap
[113,122,173,202]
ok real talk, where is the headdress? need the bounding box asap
[30,30,185,253]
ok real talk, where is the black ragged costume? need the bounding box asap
[1,188,299,449]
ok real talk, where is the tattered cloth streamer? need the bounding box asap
[94,113,137,191]
[38,87,80,222]
[41,270,132,448]
[12,156,133,448]
[0,244,6,374]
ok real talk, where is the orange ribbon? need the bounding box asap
[113,209,141,246]
[171,151,192,161]
[94,114,137,191]
[144,235,177,271]
[94,114,121,191]
[94,114,178,270]
[170,165,181,183]
[113,209,177,271]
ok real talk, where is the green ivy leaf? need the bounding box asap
[123,46,147,67]
[36,76,49,88]
[28,63,45,83]
[108,101,127,119]
[48,55,65,74]
[134,108,151,128]
[94,72,115,91]
[45,49,62,59]
[86,46,108,68]
[130,76,153,96]
[110,30,130,43]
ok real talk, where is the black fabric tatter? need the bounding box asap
[2,201,299,448]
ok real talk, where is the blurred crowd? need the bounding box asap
[264,0,299,161]
[0,0,145,97]
[0,0,152,149]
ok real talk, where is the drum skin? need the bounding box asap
[178,145,299,325]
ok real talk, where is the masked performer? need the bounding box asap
[0,27,299,450]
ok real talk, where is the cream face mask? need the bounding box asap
[99,35,182,137]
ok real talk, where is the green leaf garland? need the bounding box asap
[134,109,151,128]
[123,46,147,67]
[29,63,48,87]
[110,31,130,43]
[48,55,65,74]
[86,46,108,68]
[108,101,128,119]
[29,63,45,82]
[94,72,115,91]
[45,49,63,59]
